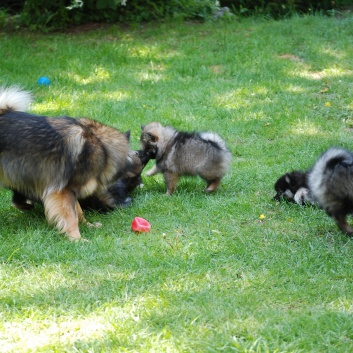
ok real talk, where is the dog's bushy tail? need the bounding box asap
[0,86,33,113]
[326,151,353,169]
[199,132,229,151]
[319,148,353,170]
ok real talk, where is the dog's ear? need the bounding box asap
[124,130,131,141]
[144,132,158,143]
[141,125,145,130]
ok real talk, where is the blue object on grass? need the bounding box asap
[37,77,51,86]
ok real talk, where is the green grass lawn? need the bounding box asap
[1,14,353,352]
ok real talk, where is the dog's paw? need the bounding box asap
[294,187,311,205]
[145,165,159,176]
[68,236,90,243]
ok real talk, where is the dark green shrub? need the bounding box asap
[119,0,218,22]
[219,0,353,18]
[1,0,25,13]
[5,0,353,31]
[16,0,218,30]
[21,0,73,30]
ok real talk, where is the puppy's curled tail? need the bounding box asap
[199,132,228,151]
[0,86,33,114]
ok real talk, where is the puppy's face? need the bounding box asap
[126,150,153,176]
[140,122,162,152]
[274,171,308,202]
[123,149,155,192]
[274,174,295,201]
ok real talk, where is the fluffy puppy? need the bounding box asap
[140,122,231,195]
[0,86,129,241]
[274,170,314,205]
[308,147,353,236]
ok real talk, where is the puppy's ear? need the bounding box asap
[144,132,158,143]
[141,125,145,130]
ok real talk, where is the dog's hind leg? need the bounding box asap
[12,190,34,211]
[43,189,82,241]
[205,178,221,193]
[332,213,353,236]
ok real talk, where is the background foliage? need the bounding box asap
[221,0,352,18]
[1,0,352,30]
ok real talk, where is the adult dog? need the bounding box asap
[0,86,129,241]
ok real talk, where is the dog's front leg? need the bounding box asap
[44,189,82,241]
[164,171,179,195]
[145,164,161,176]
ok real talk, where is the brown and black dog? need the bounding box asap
[0,86,130,241]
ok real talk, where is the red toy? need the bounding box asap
[131,217,151,233]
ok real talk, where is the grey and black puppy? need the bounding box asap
[308,147,353,236]
[140,122,232,195]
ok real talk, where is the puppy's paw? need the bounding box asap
[68,236,90,243]
[145,165,159,176]
[87,222,103,228]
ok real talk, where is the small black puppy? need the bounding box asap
[274,170,314,205]
[79,149,155,212]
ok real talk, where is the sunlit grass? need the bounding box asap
[290,120,320,136]
[1,14,353,353]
